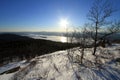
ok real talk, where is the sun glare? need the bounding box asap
[60,36,67,43]
[59,18,69,28]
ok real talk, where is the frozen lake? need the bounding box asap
[23,33,68,43]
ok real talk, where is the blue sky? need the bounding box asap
[0,0,120,32]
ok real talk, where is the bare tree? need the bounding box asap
[87,0,115,55]
[79,27,88,64]
[72,25,90,64]
[100,21,120,40]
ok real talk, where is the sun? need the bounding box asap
[59,18,69,28]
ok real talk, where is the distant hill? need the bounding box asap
[0,33,78,64]
[0,33,33,41]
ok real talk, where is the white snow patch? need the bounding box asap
[0,44,120,80]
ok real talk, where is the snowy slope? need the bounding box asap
[0,44,120,80]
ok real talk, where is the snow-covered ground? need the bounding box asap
[0,44,120,80]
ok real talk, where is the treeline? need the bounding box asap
[0,34,77,64]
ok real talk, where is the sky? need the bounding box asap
[0,0,120,32]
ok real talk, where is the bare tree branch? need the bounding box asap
[87,0,116,55]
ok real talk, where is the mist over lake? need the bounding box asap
[0,32,120,43]
[0,32,69,43]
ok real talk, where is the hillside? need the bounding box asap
[0,33,77,64]
[0,43,120,80]
[0,33,33,41]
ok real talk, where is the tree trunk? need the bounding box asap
[93,22,98,55]
[81,48,84,64]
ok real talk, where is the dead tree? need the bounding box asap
[87,0,115,55]
[73,26,89,64]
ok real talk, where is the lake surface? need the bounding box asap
[22,32,120,43]
[1,32,120,43]
[22,33,68,43]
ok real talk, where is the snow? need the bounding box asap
[0,44,120,80]
[0,60,26,74]
[0,72,16,80]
